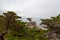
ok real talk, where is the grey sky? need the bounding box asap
[0,0,60,19]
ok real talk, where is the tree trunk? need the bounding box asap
[0,30,8,40]
[0,35,4,40]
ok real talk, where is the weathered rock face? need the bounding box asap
[45,31,60,40]
[48,35,60,40]
[40,15,60,40]
[26,21,37,29]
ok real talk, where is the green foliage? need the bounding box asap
[41,15,60,31]
[41,14,60,40]
[0,11,47,40]
[4,27,47,40]
[19,28,47,40]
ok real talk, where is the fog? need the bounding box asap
[0,0,60,24]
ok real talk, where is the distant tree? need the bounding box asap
[27,18,32,22]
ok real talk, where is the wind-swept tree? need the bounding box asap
[41,15,60,40]
[0,11,48,40]
[0,11,25,40]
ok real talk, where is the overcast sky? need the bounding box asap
[0,0,60,19]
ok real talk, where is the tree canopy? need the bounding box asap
[41,14,60,40]
[0,11,47,40]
